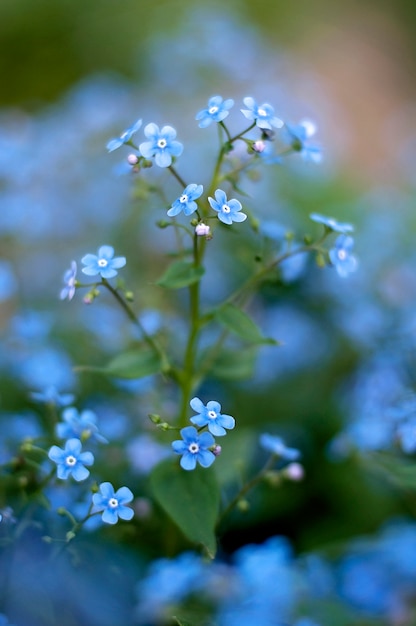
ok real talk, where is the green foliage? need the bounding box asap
[76,346,162,379]
[157,260,205,289]
[199,345,259,380]
[214,303,277,345]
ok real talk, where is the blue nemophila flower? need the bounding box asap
[139,123,183,168]
[241,97,283,130]
[190,397,235,437]
[281,120,322,163]
[172,426,216,470]
[106,118,142,152]
[48,438,94,481]
[195,95,234,128]
[92,481,134,524]
[30,385,74,407]
[167,183,203,217]
[56,407,108,444]
[208,189,247,225]
[59,260,77,301]
[329,234,358,278]
[260,433,301,461]
[81,245,126,279]
[310,213,354,233]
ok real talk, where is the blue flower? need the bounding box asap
[172,426,216,470]
[208,189,247,225]
[281,120,322,163]
[195,95,234,128]
[310,213,354,233]
[48,438,94,481]
[329,234,358,278]
[56,407,108,444]
[190,397,235,437]
[81,245,126,279]
[397,418,416,454]
[59,260,77,301]
[259,433,301,461]
[167,183,203,217]
[106,118,142,152]
[241,97,283,130]
[30,385,74,407]
[139,123,183,168]
[92,481,134,524]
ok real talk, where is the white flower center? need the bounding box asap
[65,455,77,467]
[188,442,199,454]
[108,497,119,509]
[222,204,231,214]
[258,108,267,117]
[338,250,347,261]
[98,258,108,268]
[180,194,188,204]
[208,410,217,420]
[157,138,167,149]
[209,106,219,115]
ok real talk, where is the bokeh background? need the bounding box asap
[1,0,416,624]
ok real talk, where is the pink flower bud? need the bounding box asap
[127,154,139,165]
[195,223,211,237]
[253,140,266,153]
[284,462,304,481]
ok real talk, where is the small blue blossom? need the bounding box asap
[59,260,77,301]
[281,120,322,163]
[106,118,142,152]
[190,397,235,437]
[241,97,283,130]
[0,614,15,626]
[81,245,126,279]
[92,481,134,524]
[172,426,216,470]
[167,183,203,217]
[30,385,74,407]
[56,407,108,444]
[195,95,234,128]
[310,213,354,234]
[397,418,416,454]
[329,234,358,278]
[48,438,94,481]
[260,433,301,461]
[139,123,183,168]
[208,189,247,225]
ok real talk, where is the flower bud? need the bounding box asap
[283,462,304,481]
[127,153,139,165]
[253,140,266,153]
[195,223,211,237]
[212,444,222,457]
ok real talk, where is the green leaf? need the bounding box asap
[367,452,416,490]
[215,303,277,345]
[150,458,220,558]
[156,260,205,289]
[76,348,162,379]
[200,345,258,380]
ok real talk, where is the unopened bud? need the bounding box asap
[148,413,162,424]
[237,499,250,512]
[212,444,222,457]
[127,153,139,165]
[283,462,304,481]
[253,140,266,153]
[195,223,211,237]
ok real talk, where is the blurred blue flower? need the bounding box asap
[30,385,74,407]
[0,260,17,301]
[59,260,77,301]
[167,183,203,217]
[92,482,134,524]
[106,118,142,152]
[310,213,354,233]
[0,614,15,626]
[139,123,183,168]
[48,438,94,481]
[56,407,108,444]
[196,95,234,128]
[241,97,283,130]
[281,120,322,163]
[126,434,170,474]
[329,235,358,278]
[190,397,235,436]
[397,418,416,454]
[259,433,301,460]
[208,189,247,225]
[172,426,216,470]
[81,245,126,279]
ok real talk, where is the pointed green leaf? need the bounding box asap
[156,260,205,289]
[76,348,162,379]
[215,303,277,345]
[150,458,220,558]
[200,345,258,380]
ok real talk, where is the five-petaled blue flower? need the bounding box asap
[81,245,126,279]
[241,97,283,130]
[56,407,108,444]
[172,426,216,470]
[92,481,134,524]
[60,261,77,301]
[281,120,322,163]
[30,385,74,407]
[310,213,354,234]
[195,95,234,128]
[167,183,203,217]
[48,438,94,481]
[106,118,142,152]
[190,397,235,437]
[208,189,247,225]
[260,433,301,461]
[329,234,358,278]
[139,123,183,168]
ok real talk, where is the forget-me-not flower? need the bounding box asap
[172,426,216,470]
[190,397,235,437]
[260,433,301,461]
[241,97,283,130]
[329,234,358,278]
[195,95,234,128]
[139,123,183,168]
[81,245,126,279]
[56,407,108,444]
[167,183,203,217]
[208,189,247,225]
[310,213,354,233]
[30,385,74,407]
[92,481,134,524]
[59,261,77,301]
[48,438,94,481]
[106,118,142,152]
[281,120,322,163]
